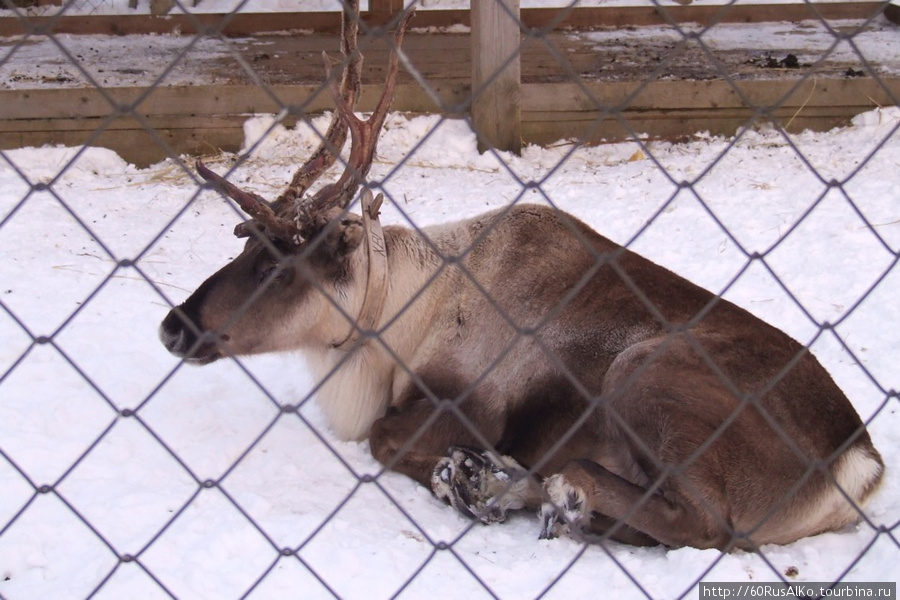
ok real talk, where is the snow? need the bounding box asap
[0,33,239,89]
[0,0,876,16]
[578,18,900,77]
[3,16,900,90]
[1,102,898,598]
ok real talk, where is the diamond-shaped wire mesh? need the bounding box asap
[1,0,898,598]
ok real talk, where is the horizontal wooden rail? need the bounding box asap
[2,75,895,166]
[522,77,900,144]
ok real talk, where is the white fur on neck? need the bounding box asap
[303,223,451,441]
[307,345,392,441]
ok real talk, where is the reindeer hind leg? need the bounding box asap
[539,459,733,549]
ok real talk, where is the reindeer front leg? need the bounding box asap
[432,447,542,523]
[369,401,542,524]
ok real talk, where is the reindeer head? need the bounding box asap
[159,6,412,364]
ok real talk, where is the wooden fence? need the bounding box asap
[0,1,896,165]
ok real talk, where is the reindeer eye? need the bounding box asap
[257,260,295,288]
[257,263,281,286]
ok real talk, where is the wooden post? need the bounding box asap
[471,0,522,154]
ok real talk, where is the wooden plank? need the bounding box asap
[0,123,243,165]
[0,82,469,121]
[522,105,871,145]
[520,77,900,144]
[4,76,891,167]
[0,95,874,169]
[0,86,298,120]
[471,0,522,154]
[522,78,900,113]
[4,77,894,124]
[0,114,251,133]
[0,82,471,166]
[0,3,885,36]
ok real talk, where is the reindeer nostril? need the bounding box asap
[220,334,231,342]
[159,308,199,356]
[159,323,187,355]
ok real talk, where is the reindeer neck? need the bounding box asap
[331,195,389,351]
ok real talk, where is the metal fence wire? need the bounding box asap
[0,0,898,598]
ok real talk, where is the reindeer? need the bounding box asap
[159,4,883,550]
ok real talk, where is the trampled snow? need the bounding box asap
[0,106,898,599]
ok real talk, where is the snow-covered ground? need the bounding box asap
[0,103,898,598]
[1,17,898,90]
[578,18,900,77]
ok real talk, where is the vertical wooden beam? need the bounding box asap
[471,0,522,154]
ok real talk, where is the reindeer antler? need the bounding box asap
[272,0,362,210]
[196,3,415,245]
[196,160,300,241]
[295,7,416,230]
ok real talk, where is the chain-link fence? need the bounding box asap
[1,0,899,598]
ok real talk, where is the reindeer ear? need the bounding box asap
[315,207,365,258]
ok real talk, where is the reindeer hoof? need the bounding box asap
[430,446,524,525]
[538,504,562,540]
[539,474,587,540]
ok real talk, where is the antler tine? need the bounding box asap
[194,0,364,244]
[300,8,416,222]
[196,160,299,241]
[368,9,416,142]
[272,0,362,212]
